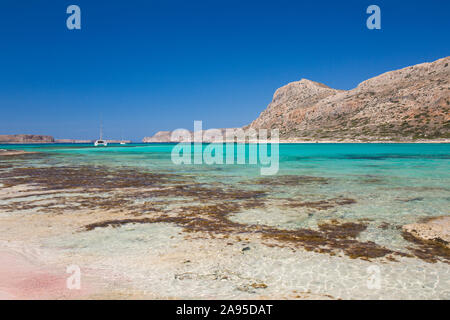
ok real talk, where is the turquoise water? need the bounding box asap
[2,142,449,181]
[1,143,449,299]
[2,143,449,186]
[1,142,449,228]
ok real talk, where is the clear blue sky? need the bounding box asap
[0,0,449,141]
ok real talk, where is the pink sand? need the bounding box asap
[0,250,94,300]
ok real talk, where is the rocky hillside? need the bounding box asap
[143,131,175,143]
[247,57,450,141]
[0,134,54,144]
[143,129,240,143]
[55,139,93,144]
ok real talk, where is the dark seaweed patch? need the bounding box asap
[358,177,384,184]
[244,175,329,186]
[402,231,450,264]
[318,220,367,239]
[84,207,404,261]
[257,221,406,260]
[396,197,424,202]
[1,164,437,263]
[286,197,356,210]
[0,166,185,190]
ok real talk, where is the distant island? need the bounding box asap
[0,135,131,144]
[0,134,54,144]
[144,56,450,143]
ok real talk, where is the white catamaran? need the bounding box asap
[120,132,127,145]
[94,123,107,147]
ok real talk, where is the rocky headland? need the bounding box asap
[144,56,450,143]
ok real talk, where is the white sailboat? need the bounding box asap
[94,123,107,147]
[120,132,127,145]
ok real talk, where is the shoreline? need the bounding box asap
[248,139,450,144]
[0,149,36,156]
[142,139,450,144]
[2,140,449,146]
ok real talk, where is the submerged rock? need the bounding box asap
[402,216,450,248]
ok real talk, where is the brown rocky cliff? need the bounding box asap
[247,57,450,141]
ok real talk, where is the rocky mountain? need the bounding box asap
[143,131,174,143]
[0,134,54,144]
[247,56,450,141]
[143,57,449,142]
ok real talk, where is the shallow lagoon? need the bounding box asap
[0,143,449,299]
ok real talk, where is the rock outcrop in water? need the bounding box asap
[403,216,450,248]
[0,134,54,144]
[247,56,450,141]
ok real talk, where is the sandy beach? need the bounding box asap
[0,144,449,300]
